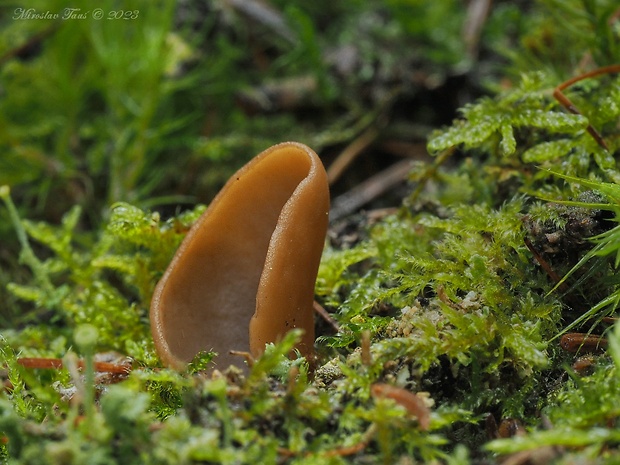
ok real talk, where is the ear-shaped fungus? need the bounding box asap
[150,142,330,370]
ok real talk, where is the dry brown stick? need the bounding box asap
[327,127,380,185]
[371,383,431,431]
[17,357,131,374]
[329,159,412,221]
[463,0,493,58]
[227,0,296,43]
[313,300,340,332]
[237,76,318,113]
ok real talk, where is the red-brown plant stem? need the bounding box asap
[16,357,131,374]
[553,64,620,151]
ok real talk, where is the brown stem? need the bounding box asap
[17,357,131,374]
[553,64,620,151]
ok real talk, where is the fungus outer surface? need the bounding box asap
[150,142,329,370]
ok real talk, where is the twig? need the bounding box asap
[327,127,380,185]
[313,300,340,332]
[463,0,493,58]
[553,64,620,151]
[17,357,132,374]
[236,76,317,113]
[371,383,431,431]
[329,160,412,221]
[226,0,296,43]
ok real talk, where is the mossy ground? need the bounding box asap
[1,0,620,463]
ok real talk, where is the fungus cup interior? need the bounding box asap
[150,142,329,370]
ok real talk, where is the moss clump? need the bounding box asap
[0,191,204,363]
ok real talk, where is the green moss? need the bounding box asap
[2,0,620,463]
[0,192,204,362]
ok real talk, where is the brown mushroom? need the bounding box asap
[150,142,330,370]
